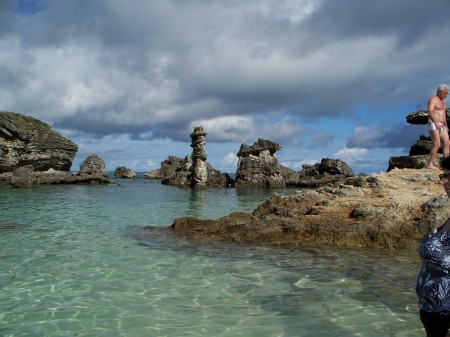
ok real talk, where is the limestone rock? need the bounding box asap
[167,168,446,250]
[9,153,113,187]
[143,169,164,179]
[79,154,108,177]
[290,158,354,188]
[162,155,192,187]
[190,126,208,187]
[0,111,78,177]
[235,139,285,188]
[144,156,183,180]
[387,154,444,171]
[148,127,233,188]
[409,135,434,156]
[114,166,136,179]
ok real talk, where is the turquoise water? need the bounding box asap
[0,176,424,336]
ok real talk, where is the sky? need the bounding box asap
[1,0,450,174]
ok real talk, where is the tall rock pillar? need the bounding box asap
[190,126,208,188]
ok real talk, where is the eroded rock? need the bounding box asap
[9,154,113,187]
[0,111,78,177]
[114,166,136,179]
[167,168,446,250]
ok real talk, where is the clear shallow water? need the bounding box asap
[0,176,423,336]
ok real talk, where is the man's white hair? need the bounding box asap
[437,84,449,92]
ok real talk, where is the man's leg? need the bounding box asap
[428,130,441,169]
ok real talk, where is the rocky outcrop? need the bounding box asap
[144,156,183,180]
[161,155,233,188]
[234,139,286,188]
[161,155,192,186]
[165,168,446,250]
[0,111,78,178]
[78,154,108,177]
[146,127,233,188]
[388,154,443,172]
[114,166,136,179]
[190,126,208,188]
[290,158,355,187]
[9,153,113,187]
[234,140,353,188]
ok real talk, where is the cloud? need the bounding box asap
[335,147,368,162]
[347,123,422,149]
[1,1,449,174]
[222,152,238,168]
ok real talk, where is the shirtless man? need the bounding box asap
[427,84,450,169]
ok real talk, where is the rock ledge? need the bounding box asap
[167,168,447,250]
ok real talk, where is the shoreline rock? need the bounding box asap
[162,168,447,250]
[9,154,114,187]
[0,111,78,177]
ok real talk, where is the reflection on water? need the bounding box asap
[184,187,281,219]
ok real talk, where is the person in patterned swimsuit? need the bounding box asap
[417,156,450,337]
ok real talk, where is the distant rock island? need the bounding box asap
[114,166,136,179]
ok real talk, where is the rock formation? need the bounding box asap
[9,153,113,187]
[190,126,208,188]
[144,156,183,179]
[78,154,108,177]
[291,158,355,188]
[234,139,286,188]
[145,127,233,188]
[234,139,354,188]
[163,168,446,250]
[162,155,192,187]
[0,111,78,179]
[114,166,136,179]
